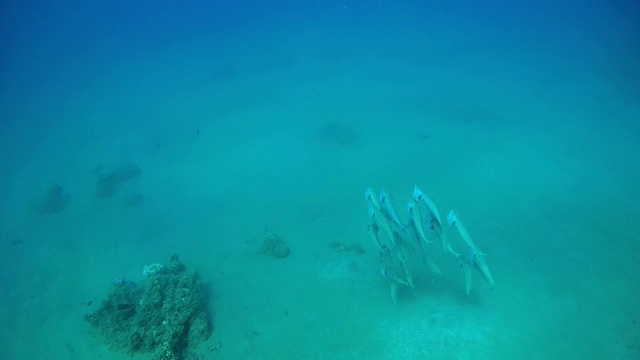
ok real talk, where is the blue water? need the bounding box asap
[1,1,639,359]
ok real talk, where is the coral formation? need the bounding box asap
[86,254,211,360]
[142,263,164,277]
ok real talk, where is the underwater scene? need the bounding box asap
[1,1,639,359]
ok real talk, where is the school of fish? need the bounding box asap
[366,186,495,304]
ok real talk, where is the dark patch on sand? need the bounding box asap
[318,121,359,147]
[31,183,70,215]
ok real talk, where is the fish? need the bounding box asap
[379,189,404,229]
[405,214,442,276]
[413,186,458,256]
[393,237,416,294]
[368,204,397,248]
[425,256,443,276]
[367,221,383,252]
[469,248,496,290]
[413,185,441,225]
[407,199,430,245]
[379,246,413,304]
[365,187,381,211]
[390,281,398,306]
[447,210,475,248]
[461,260,473,295]
[381,266,410,287]
[448,210,496,293]
[458,247,495,295]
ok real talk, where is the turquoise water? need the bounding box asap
[1,1,639,359]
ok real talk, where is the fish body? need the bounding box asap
[380,265,402,306]
[459,248,495,294]
[380,258,415,305]
[461,260,473,295]
[390,282,398,306]
[379,189,403,229]
[414,186,459,256]
[367,221,383,252]
[413,186,442,225]
[365,188,381,211]
[425,256,442,275]
[471,249,496,289]
[368,204,397,248]
[381,267,410,287]
[448,210,496,293]
[407,199,430,245]
[394,238,416,293]
[447,210,476,249]
[380,245,415,301]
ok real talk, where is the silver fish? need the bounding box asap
[379,189,403,229]
[367,221,383,252]
[407,199,430,245]
[448,210,496,294]
[413,186,458,256]
[368,204,397,248]
[381,267,410,287]
[365,187,381,211]
[413,185,442,225]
